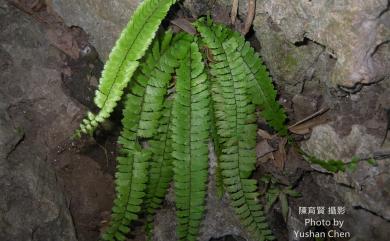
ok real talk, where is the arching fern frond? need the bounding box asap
[195,19,286,136]
[229,33,287,135]
[118,32,192,148]
[221,38,275,240]
[76,0,177,137]
[102,31,191,241]
[103,147,150,241]
[136,33,191,138]
[195,19,275,241]
[172,39,210,241]
[144,98,174,239]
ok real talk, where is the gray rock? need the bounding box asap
[0,1,80,240]
[51,0,390,87]
[51,0,141,61]
[209,234,247,241]
[0,145,77,241]
[289,174,390,241]
[0,101,23,160]
[262,0,390,87]
[217,0,390,88]
[302,124,390,221]
[302,124,379,162]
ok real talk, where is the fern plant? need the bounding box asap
[76,1,288,240]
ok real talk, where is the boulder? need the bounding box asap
[0,1,80,240]
[51,0,141,61]
[209,0,390,88]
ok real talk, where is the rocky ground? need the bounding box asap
[0,0,389,241]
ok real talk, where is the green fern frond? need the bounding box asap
[229,33,287,135]
[136,33,192,139]
[137,38,183,138]
[144,99,174,239]
[195,19,275,241]
[103,32,190,241]
[195,19,286,136]
[101,38,163,241]
[172,38,211,241]
[103,147,151,241]
[118,32,192,148]
[76,0,177,137]
[198,37,225,198]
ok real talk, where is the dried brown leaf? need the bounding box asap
[256,152,275,167]
[288,107,330,135]
[230,0,239,24]
[46,28,80,59]
[273,137,287,170]
[170,18,197,35]
[257,129,273,140]
[256,140,275,158]
[242,0,255,35]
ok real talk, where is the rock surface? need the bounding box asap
[262,0,390,87]
[0,1,80,240]
[51,0,390,87]
[302,124,390,219]
[51,0,141,61]
[289,173,390,241]
[212,0,390,88]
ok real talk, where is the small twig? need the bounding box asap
[381,108,390,146]
[288,107,330,129]
[8,0,50,24]
[8,1,34,15]
[359,150,390,162]
[96,142,109,169]
[230,0,239,25]
[242,0,255,35]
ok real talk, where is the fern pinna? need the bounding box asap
[76,1,287,241]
